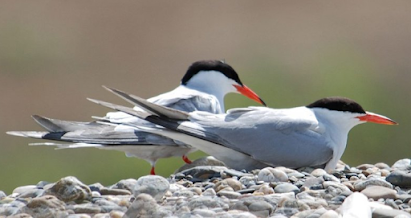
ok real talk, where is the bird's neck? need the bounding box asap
[313,109,361,171]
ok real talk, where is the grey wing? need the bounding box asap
[149,88,222,114]
[8,115,177,146]
[185,108,333,168]
[166,96,222,113]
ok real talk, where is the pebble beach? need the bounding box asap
[2,157,411,218]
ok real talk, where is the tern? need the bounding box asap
[88,89,397,172]
[7,60,266,175]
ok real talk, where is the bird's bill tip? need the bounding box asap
[357,112,398,125]
[233,84,266,106]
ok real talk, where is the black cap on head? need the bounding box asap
[181,60,243,86]
[307,97,366,114]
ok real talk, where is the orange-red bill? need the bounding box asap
[233,84,266,106]
[357,112,398,125]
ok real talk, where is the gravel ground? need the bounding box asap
[2,157,411,218]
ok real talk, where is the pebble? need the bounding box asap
[311,168,327,177]
[99,187,131,195]
[392,159,411,171]
[274,183,299,194]
[248,200,274,217]
[258,167,289,183]
[109,179,137,192]
[0,191,6,199]
[18,195,68,217]
[133,175,170,201]
[44,176,91,202]
[3,159,411,217]
[386,171,411,187]
[218,190,241,199]
[361,185,397,200]
[214,178,243,192]
[354,177,393,191]
[124,193,158,217]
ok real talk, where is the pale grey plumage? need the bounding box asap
[88,89,396,172]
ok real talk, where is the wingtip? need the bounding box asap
[6,131,22,137]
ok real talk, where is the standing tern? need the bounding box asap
[7,60,266,175]
[88,89,397,172]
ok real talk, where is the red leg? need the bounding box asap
[182,155,192,164]
[150,166,156,175]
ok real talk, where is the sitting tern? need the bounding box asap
[88,88,397,172]
[7,60,266,175]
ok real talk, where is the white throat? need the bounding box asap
[184,70,237,111]
[312,108,364,171]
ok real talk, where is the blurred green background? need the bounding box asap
[1,1,409,194]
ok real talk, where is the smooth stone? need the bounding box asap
[36,181,51,188]
[44,176,91,202]
[274,183,299,194]
[70,204,101,214]
[226,210,257,218]
[110,178,137,192]
[217,190,241,199]
[133,175,170,202]
[185,196,228,210]
[258,168,288,183]
[386,171,411,187]
[381,169,390,177]
[238,188,256,194]
[18,195,68,217]
[124,193,158,217]
[0,206,20,217]
[67,214,91,218]
[372,208,411,218]
[319,210,340,218]
[303,177,324,189]
[202,188,217,197]
[13,185,38,195]
[173,190,194,198]
[298,197,328,209]
[178,166,229,181]
[88,183,104,192]
[214,178,243,192]
[168,183,186,193]
[91,191,101,198]
[248,200,274,217]
[19,189,45,199]
[392,159,411,171]
[109,211,124,218]
[363,167,380,176]
[361,186,397,200]
[274,207,299,217]
[0,191,6,199]
[99,188,131,196]
[323,181,351,193]
[339,192,371,218]
[342,181,354,191]
[175,156,226,173]
[188,187,202,195]
[192,208,216,217]
[375,162,391,169]
[311,169,327,177]
[323,174,340,183]
[239,176,257,188]
[287,172,305,178]
[385,199,400,210]
[398,194,411,203]
[258,184,274,195]
[357,163,375,170]
[93,199,125,213]
[354,178,393,191]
